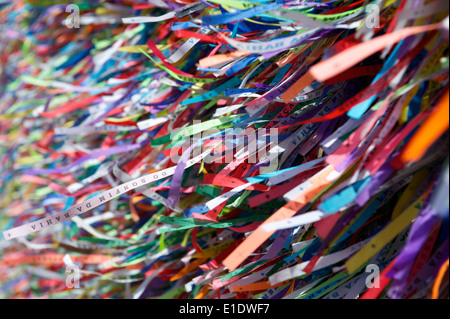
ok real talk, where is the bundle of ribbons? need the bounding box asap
[0,0,448,299]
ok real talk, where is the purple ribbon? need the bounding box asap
[355,162,395,207]
[386,206,441,296]
[24,142,146,175]
[166,142,198,210]
[391,239,449,299]
[263,229,292,261]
